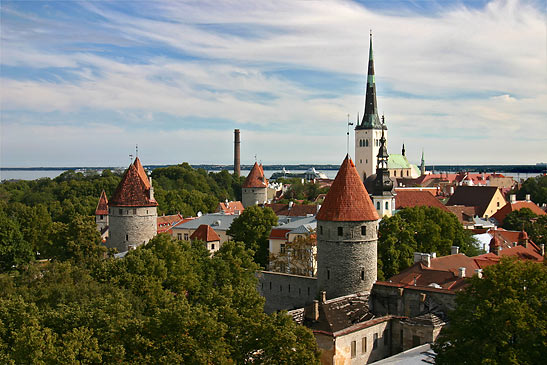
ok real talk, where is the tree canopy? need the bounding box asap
[433,258,547,364]
[0,235,320,364]
[512,174,547,205]
[377,206,479,279]
[227,205,278,268]
[502,208,547,246]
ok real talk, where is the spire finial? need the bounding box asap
[135,144,138,158]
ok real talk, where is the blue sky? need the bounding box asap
[1,0,545,167]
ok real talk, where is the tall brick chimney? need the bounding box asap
[234,129,241,177]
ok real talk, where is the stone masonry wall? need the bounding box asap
[257,271,318,313]
[317,220,378,299]
[107,206,157,253]
[242,187,267,208]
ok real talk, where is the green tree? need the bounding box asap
[377,206,479,279]
[513,175,547,205]
[0,213,34,272]
[503,208,547,246]
[227,205,278,267]
[433,258,547,364]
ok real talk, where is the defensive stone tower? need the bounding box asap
[234,129,241,177]
[107,157,158,253]
[316,155,380,300]
[241,162,268,208]
[95,190,109,238]
[355,32,387,181]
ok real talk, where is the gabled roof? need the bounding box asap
[242,162,268,188]
[109,163,158,207]
[157,214,184,233]
[395,190,449,212]
[446,186,502,216]
[217,201,244,215]
[491,201,545,225]
[445,205,476,224]
[190,224,221,242]
[317,155,379,222]
[269,228,291,240]
[95,190,109,215]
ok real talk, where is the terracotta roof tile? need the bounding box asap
[491,201,545,225]
[395,190,449,212]
[190,224,221,242]
[109,163,158,207]
[133,157,151,189]
[95,190,109,215]
[445,205,476,224]
[316,155,379,222]
[269,228,291,240]
[265,203,317,217]
[217,201,244,215]
[446,186,502,216]
[242,162,268,188]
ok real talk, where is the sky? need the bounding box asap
[1,0,545,167]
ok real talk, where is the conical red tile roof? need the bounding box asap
[316,155,379,222]
[95,190,109,215]
[109,163,158,207]
[133,157,151,189]
[190,224,221,242]
[242,162,268,188]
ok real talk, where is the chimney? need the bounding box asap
[451,246,459,255]
[431,252,437,258]
[149,175,154,200]
[421,254,431,267]
[234,129,241,177]
[475,269,483,278]
[320,291,327,303]
[541,244,545,257]
[525,194,531,202]
[458,267,466,278]
[510,194,516,203]
[414,252,422,263]
[449,186,455,195]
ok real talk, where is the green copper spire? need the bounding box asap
[420,149,426,176]
[357,31,382,130]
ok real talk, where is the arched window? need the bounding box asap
[376,201,380,210]
[365,139,369,147]
[385,201,389,209]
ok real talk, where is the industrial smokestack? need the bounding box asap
[234,129,241,177]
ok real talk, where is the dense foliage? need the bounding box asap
[433,258,547,364]
[0,235,320,363]
[512,174,547,205]
[377,206,479,279]
[502,208,547,246]
[227,206,278,268]
[0,165,242,269]
[275,178,328,204]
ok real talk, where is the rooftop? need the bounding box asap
[190,224,221,242]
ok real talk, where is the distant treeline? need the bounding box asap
[427,165,546,174]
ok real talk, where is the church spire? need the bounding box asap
[420,149,426,176]
[357,31,382,130]
[373,116,393,196]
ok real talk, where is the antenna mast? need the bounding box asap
[346,113,354,156]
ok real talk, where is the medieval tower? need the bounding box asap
[107,157,158,253]
[241,162,268,208]
[355,33,386,181]
[95,190,109,240]
[371,124,395,218]
[316,155,380,300]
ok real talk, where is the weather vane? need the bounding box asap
[347,113,354,155]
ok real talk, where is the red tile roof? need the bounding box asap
[445,205,476,224]
[157,213,184,233]
[242,162,268,188]
[265,203,317,217]
[269,228,291,240]
[477,245,543,263]
[133,157,151,189]
[395,190,449,212]
[95,190,109,215]
[491,201,545,225]
[109,162,158,207]
[217,201,244,215]
[446,186,502,216]
[316,155,379,222]
[190,224,221,242]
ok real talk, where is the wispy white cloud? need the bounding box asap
[0,0,545,166]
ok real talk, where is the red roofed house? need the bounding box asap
[242,162,268,208]
[316,154,379,300]
[491,194,545,225]
[107,157,158,253]
[446,185,506,218]
[395,190,449,213]
[157,213,185,234]
[216,200,244,215]
[95,190,109,241]
[190,224,221,253]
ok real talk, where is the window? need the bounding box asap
[270,282,272,290]
[376,201,380,210]
[100,215,103,220]
[362,337,367,353]
[406,170,409,176]
[385,201,389,210]
[373,333,378,349]
[177,233,182,240]
[361,226,366,235]
[125,234,128,241]
[351,341,356,358]
[211,244,215,250]
[133,208,137,214]
[337,227,343,236]
[327,269,330,280]
[280,243,286,254]
[497,201,500,207]
[119,209,123,215]
[361,270,365,280]
[288,284,291,293]
[146,210,149,214]
[184,233,189,240]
